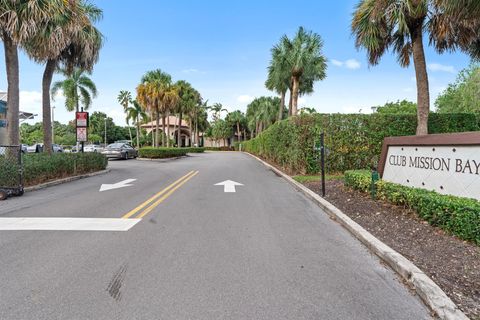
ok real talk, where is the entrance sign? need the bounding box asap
[76,127,88,142]
[76,112,88,127]
[378,132,480,201]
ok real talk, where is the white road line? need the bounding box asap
[0,218,141,231]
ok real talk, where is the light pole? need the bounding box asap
[51,106,55,144]
[104,117,107,147]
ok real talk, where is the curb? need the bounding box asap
[24,169,111,192]
[246,152,469,320]
[136,156,186,162]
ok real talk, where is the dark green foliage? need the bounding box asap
[242,113,480,174]
[138,147,204,159]
[344,170,480,245]
[19,153,107,187]
[204,146,235,151]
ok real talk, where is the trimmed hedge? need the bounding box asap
[205,146,235,151]
[242,113,480,174]
[2,153,108,187]
[138,147,204,159]
[344,170,480,245]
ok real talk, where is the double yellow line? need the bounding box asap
[122,170,199,219]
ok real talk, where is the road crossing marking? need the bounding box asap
[0,218,140,231]
[122,170,198,219]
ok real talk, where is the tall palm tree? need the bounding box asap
[126,100,147,148]
[162,84,179,147]
[352,0,480,135]
[274,27,327,116]
[0,0,61,145]
[26,0,103,153]
[117,90,133,143]
[138,69,172,147]
[226,110,246,143]
[176,81,200,147]
[266,43,290,121]
[51,67,98,112]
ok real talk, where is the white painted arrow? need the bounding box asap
[99,179,136,192]
[214,180,244,193]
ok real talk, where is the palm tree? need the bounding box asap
[118,90,133,143]
[273,27,327,116]
[26,1,103,153]
[175,80,200,147]
[209,103,228,121]
[126,100,147,148]
[352,0,480,135]
[51,67,98,113]
[226,110,246,143]
[266,43,290,121]
[138,69,172,147]
[0,0,61,145]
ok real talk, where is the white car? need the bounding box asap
[84,144,103,153]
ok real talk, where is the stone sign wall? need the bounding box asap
[378,132,480,201]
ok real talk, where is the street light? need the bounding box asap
[104,117,107,147]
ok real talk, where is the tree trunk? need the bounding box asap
[236,122,241,143]
[42,59,56,154]
[150,110,155,147]
[278,90,286,121]
[166,111,170,147]
[156,109,161,147]
[177,113,182,148]
[411,26,430,135]
[291,76,300,116]
[161,114,165,147]
[136,115,140,148]
[127,124,133,144]
[4,36,20,146]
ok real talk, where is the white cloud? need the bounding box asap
[428,63,456,74]
[181,68,205,74]
[298,97,307,105]
[331,59,344,67]
[20,90,42,113]
[345,59,361,70]
[331,58,361,70]
[237,95,254,104]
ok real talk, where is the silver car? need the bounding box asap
[84,144,103,153]
[101,143,137,160]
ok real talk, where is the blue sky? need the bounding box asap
[0,0,473,125]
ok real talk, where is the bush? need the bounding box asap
[20,152,108,187]
[242,113,480,174]
[138,147,204,158]
[344,170,480,245]
[205,146,235,151]
[184,147,205,153]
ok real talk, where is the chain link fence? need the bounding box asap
[0,145,24,200]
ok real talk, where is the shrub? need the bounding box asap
[184,147,205,153]
[242,113,480,174]
[19,152,108,187]
[205,146,235,151]
[139,147,188,159]
[344,170,480,245]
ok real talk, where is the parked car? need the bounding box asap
[84,144,103,153]
[52,144,64,153]
[21,144,27,153]
[101,143,137,160]
[26,143,43,153]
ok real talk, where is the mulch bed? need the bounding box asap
[304,179,480,319]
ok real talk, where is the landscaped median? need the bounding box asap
[138,147,205,159]
[345,170,480,245]
[20,153,107,187]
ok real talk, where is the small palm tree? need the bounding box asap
[352,0,480,135]
[51,67,98,113]
[118,90,133,143]
[226,110,246,143]
[126,100,147,148]
[209,103,227,121]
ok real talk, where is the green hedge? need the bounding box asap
[242,113,480,174]
[344,170,480,245]
[138,147,204,159]
[205,146,235,151]
[9,153,108,187]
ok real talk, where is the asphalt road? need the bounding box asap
[0,152,431,319]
